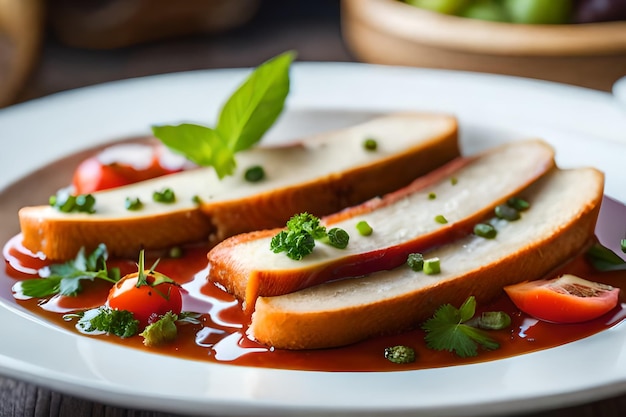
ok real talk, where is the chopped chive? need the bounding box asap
[125,197,143,211]
[407,253,424,271]
[384,345,416,364]
[168,246,183,258]
[363,138,378,151]
[325,228,350,249]
[450,177,458,185]
[428,192,437,200]
[474,311,511,330]
[423,258,441,275]
[435,214,448,224]
[192,195,202,204]
[494,204,520,221]
[507,197,530,211]
[50,189,96,213]
[356,220,373,236]
[153,188,176,204]
[474,223,497,239]
[244,165,265,182]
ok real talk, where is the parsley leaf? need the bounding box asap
[270,212,349,260]
[422,296,502,358]
[286,212,327,239]
[20,244,120,297]
[152,51,295,179]
[73,307,140,338]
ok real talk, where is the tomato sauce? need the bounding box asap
[3,235,626,372]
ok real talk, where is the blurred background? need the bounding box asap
[1,0,625,108]
[0,0,350,107]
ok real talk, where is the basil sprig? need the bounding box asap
[152,51,295,179]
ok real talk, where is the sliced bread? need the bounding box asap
[18,112,459,260]
[249,168,604,349]
[208,139,556,309]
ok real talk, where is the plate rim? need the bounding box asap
[1,62,626,417]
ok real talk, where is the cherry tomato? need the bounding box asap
[72,143,187,194]
[504,274,620,324]
[107,271,183,328]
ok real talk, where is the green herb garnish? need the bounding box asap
[140,311,179,347]
[168,246,183,259]
[494,204,520,221]
[423,257,441,275]
[49,188,96,213]
[474,223,497,239]
[507,197,530,211]
[153,187,176,203]
[384,345,416,364]
[19,244,120,297]
[270,212,349,260]
[363,138,378,151]
[125,196,143,211]
[407,253,424,271]
[244,165,266,182]
[422,296,501,358]
[72,307,139,338]
[586,242,626,271]
[321,228,350,249]
[355,220,373,236]
[469,311,512,330]
[434,214,448,224]
[152,51,295,179]
[428,192,437,200]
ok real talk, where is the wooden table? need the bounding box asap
[2,1,625,415]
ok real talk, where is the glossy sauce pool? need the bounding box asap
[3,231,626,372]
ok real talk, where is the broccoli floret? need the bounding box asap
[384,345,416,364]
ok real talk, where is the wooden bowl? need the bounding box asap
[0,0,43,107]
[48,0,260,49]
[341,0,626,91]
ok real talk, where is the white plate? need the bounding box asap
[1,63,626,417]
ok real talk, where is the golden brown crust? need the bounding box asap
[19,206,215,259]
[18,112,460,261]
[249,168,604,350]
[200,121,460,241]
[208,140,556,308]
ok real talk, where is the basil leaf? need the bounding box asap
[151,51,295,179]
[152,123,236,179]
[217,50,295,152]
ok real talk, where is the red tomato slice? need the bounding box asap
[72,143,186,194]
[107,271,183,328]
[504,274,620,324]
[72,157,133,194]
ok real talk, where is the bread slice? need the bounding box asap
[208,139,556,309]
[249,168,605,349]
[18,112,459,260]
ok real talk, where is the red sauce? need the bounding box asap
[3,235,626,372]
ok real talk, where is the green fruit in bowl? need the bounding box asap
[459,2,510,22]
[405,0,470,15]
[503,0,573,24]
